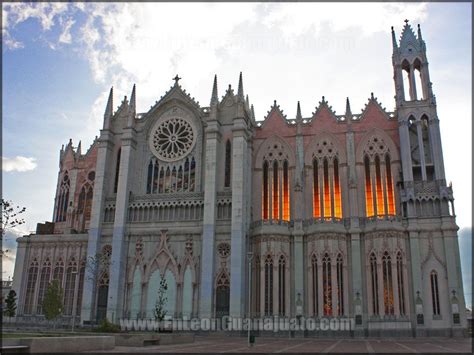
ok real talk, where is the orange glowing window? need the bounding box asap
[313,159,320,218]
[262,161,269,220]
[273,161,279,220]
[385,155,396,215]
[375,156,385,216]
[365,157,374,217]
[323,159,331,218]
[333,158,342,218]
[282,160,290,221]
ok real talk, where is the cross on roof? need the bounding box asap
[173,74,181,85]
[404,19,409,24]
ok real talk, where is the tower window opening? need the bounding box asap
[311,254,318,316]
[396,252,406,315]
[382,252,394,315]
[323,159,331,218]
[430,270,441,316]
[264,255,273,316]
[333,158,342,218]
[365,157,374,217]
[336,254,344,316]
[282,160,290,221]
[114,148,121,193]
[385,155,396,215]
[322,253,332,316]
[224,140,231,188]
[375,156,385,216]
[272,161,279,220]
[262,161,269,220]
[313,159,320,218]
[370,253,379,315]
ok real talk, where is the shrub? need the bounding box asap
[95,318,121,333]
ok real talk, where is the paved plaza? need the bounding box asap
[94,335,472,353]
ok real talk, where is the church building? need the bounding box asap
[12,21,467,336]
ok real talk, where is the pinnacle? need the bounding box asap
[296,101,302,120]
[237,71,244,98]
[211,74,218,105]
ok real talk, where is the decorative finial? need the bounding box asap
[237,71,244,98]
[211,74,218,105]
[404,19,409,24]
[296,101,302,121]
[173,74,181,85]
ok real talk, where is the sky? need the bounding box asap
[2,3,472,306]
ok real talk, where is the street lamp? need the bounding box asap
[71,269,80,333]
[247,252,253,347]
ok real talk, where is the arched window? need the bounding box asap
[24,260,39,314]
[375,156,385,216]
[255,256,260,315]
[413,58,423,100]
[312,159,320,218]
[78,184,94,223]
[64,262,77,315]
[224,140,231,188]
[333,158,342,218]
[336,254,344,316]
[370,253,379,315]
[56,173,70,222]
[262,161,269,220]
[189,158,196,192]
[36,260,51,314]
[396,252,406,315]
[365,157,374,217]
[282,160,290,221]
[272,161,279,220]
[385,155,396,215]
[430,270,440,316]
[322,253,332,316]
[382,252,394,315]
[311,254,318,316]
[264,255,273,316]
[401,59,412,101]
[53,260,64,287]
[177,166,183,192]
[114,148,121,193]
[278,255,286,316]
[76,263,86,316]
[323,159,331,218]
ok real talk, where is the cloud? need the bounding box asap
[58,16,75,44]
[2,156,37,172]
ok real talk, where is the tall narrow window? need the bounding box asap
[164,167,171,193]
[114,148,121,193]
[323,159,331,218]
[159,167,165,193]
[153,161,159,193]
[322,253,332,316]
[56,173,70,222]
[85,187,93,222]
[278,256,286,316]
[272,161,279,220]
[255,257,260,316]
[382,252,394,315]
[146,161,153,194]
[76,265,85,316]
[336,254,344,316]
[177,166,183,192]
[36,263,51,314]
[224,140,231,188]
[370,253,379,315]
[313,159,320,218]
[53,262,64,287]
[365,157,374,217]
[430,271,440,316]
[396,252,406,316]
[421,116,433,167]
[385,155,396,215]
[64,265,76,315]
[333,158,342,218]
[375,156,385,216]
[262,161,269,220]
[311,255,318,316]
[282,160,290,221]
[189,158,196,192]
[24,262,39,314]
[264,255,273,316]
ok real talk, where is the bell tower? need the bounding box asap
[392,20,451,217]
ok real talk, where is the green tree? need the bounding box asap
[42,280,63,328]
[154,277,168,322]
[1,199,26,256]
[4,289,17,318]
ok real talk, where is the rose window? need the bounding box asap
[217,243,231,258]
[151,117,195,161]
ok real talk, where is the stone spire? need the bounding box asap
[211,74,218,106]
[391,26,398,50]
[251,104,255,120]
[237,71,244,99]
[103,87,113,129]
[246,94,250,108]
[417,23,423,42]
[345,97,352,117]
[77,140,82,156]
[129,84,136,117]
[296,101,302,121]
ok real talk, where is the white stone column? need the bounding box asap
[81,131,114,324]
[229,122,249,318]
[107,127,136,322]
[199,120,220,319]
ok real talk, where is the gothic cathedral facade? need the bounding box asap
[12,22,467,336]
